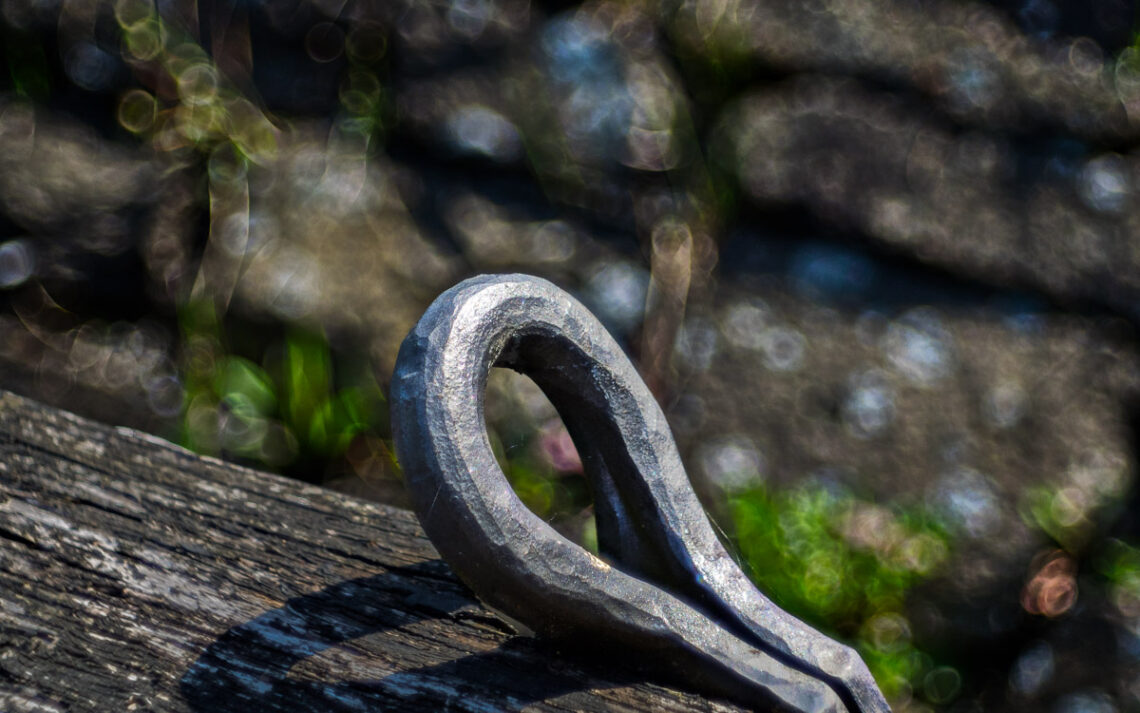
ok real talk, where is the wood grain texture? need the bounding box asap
[0,390,746,713]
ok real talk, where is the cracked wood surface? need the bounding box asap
[0,390,746,713]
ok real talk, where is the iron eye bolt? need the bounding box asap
[391,274,891,713]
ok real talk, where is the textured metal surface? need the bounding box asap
[391,274,891,713]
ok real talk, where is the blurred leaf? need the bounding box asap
[307,388,374,457]
[216,356,276,415]
[281,329,332,439]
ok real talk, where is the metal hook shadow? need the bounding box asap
[178,560,648,713]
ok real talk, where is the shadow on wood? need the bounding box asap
[180,562,647,712]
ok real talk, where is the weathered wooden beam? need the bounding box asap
[0,390,746,713]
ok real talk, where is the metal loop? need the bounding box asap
[391,274,890,713]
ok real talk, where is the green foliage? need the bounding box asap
[1098,538,1140,583]
[178,300,384,470]
[728,481,950,699]
[1095,538,1140,617]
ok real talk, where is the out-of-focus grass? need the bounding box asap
[178,300,385,472]
[729,481,951,699]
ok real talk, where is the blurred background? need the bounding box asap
[4,0,1140,709]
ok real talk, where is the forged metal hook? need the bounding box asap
[391,274,891,713]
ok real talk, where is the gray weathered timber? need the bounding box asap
[391,275,889,713]
[0,389,748,713]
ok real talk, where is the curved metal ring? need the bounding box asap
[391,274,890,713]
